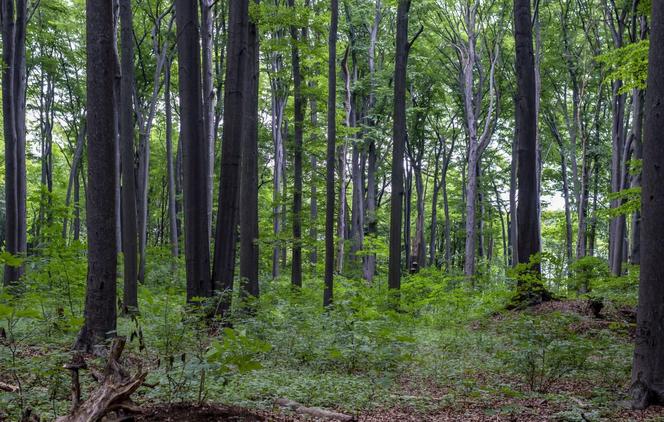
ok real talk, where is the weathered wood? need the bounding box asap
[275,398,355,421]
[0,381,19,392]
[57,338,147,422]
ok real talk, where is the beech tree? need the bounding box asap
[240,0,260,298]
[75,0,117,350]
[119,0,138,312]
[388,0,411,291]
[214,0,248,314]
[630,0,664,409]
[324,0,338,307]
[2,0,27,285]
[514,0,540,272]
[176,0,211,301]
[289,0,304,288]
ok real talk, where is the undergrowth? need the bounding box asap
[0,249,639,420]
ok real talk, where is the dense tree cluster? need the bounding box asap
[0,0,662,411]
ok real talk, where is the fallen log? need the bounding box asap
[275,398,355,421]
[56,337,147,422]
[0,381,19,392]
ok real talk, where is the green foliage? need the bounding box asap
[498,314,592,392]
[569,256,609,293]
[596,40,650,93]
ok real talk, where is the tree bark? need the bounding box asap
[75,0,117,350]
[629,88,644,265]
[514,0,541,273]
[388,0,411,292]
[1,0,27,285]
[630,0,664,408]
[201,0,216,240]
[324,0,338,307]
[176,0,212,302]
[119,0,138,312]
[213,0,249,314]
[289,0,304,288]
[240,0,260,298]
[165,61,178,261]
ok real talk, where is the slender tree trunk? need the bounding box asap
[75,0,117,349]
[413,165,425,271]
[119,0,139,312]
[289,0,304,288]
[363,0,380,282]
[63,122,86,240]
[213,0,249,314]
[630,0,664,408]
[324,0,338,307]
[2,0,27,285]
[630,88,644,265]
[165,62,179,261]
[388,0,411,292]
[509,126,518,266]
[240,0,260,298]
[176,0,212,302]
[309,105,319,267]
[270,49,287,279]
[201,0,216,240]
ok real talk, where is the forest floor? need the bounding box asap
[2,268,664,421]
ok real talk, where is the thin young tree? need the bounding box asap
[388,0,411,292]
[119,0,139,312]
[324,0,338,307]
[213,0,249,313]
[176,0,212,301]
[165,60,179,261]
[1,0,27,286]
[75,0,117,350]
[289,0,304,288]
[630,0,664,409]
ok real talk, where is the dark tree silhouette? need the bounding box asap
[630,0,664,409]
[176,0,212,302]
[75,0,117,350]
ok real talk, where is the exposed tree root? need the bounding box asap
[56,337,147,422]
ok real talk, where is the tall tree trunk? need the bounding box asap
[176,0,212,302]
[388,0,411,291]
[201,0,216,240]
[240,0,259,298]
[309,105,319,267]
[509,126,518,266]
[2,0,27,285]
[270,47,287,279]
[119,0,139,312]
[363,0,381,282]
[324,0,338,307]
[630,0,664,408]
[75,0,117,349]
[213,0,248,314]
[165,61,179,261]
[289,0,304,288]
[413,164,425,271]
[461,2,497,279]
[63,122,86,241]
[404,164,412,272]
[629,88,644,265]
[514,0,541,274]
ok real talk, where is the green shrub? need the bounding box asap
[498,314,592,392]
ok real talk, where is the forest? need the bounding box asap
[0,0,664,420]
